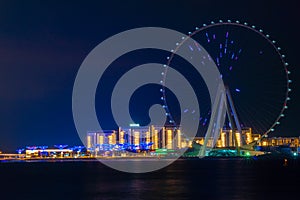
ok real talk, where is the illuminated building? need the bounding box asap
[193,128,299,151]
[206,137,214,147]
[87,130,117,148]
[160,126,166,148]
[194,137,204,145]
[133,131,140,146]
[236,132,241,147]
[87,135,92,148]
[120,125,154,148]
[97,133,105,145]
[120,128,131,145]
[220,129,234,147]
[252,134,261,141]
[166,129,173,149]
[176,129,182,149]
[245,128,253,144]
[258,137,299,147]
[107,132,117,145]
[117,125,182,150]
[217,127,253,147]
[140,127,151,145]
[100,131,116,145]
[25,146,74,158]
[118,127,125,144]
[150,125,159,149]
[152,126,182,149]
[221,132,226,147]
[145,130,150,144]
[87,132,97,148]
[216,138,222,148]
[164,128,182,149]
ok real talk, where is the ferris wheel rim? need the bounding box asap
[161,20,291,136]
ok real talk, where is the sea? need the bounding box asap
[0,157,299,200]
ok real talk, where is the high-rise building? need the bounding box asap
[150,125,159,150]
[87,132,97,148]
[145,130,150,144]
[245,128,253,144]
[120,125,152,148]
[97,133,105,145]
[133,131,140,146]
[107,131,117,145]
[87,130,117,148]
[166,129,173,149]
[218,127,253,147]
[176,129,182,149]
[118,128,125,144]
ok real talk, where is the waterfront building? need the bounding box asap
[120,125,150,147]
[87,130,117,148]
[150,125,159,149]
[123,125,183,150]
[98,133,105,145]
[109,131,117,145]
[194,127,260,148]
[259,136,299,147]
[164,127,175,149]
[87,132,96,148]
[217,127,253,147]
[118,128,125,145]
[25,148,73,158]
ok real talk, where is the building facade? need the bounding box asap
[87,130,117,149]
[87,125,183,151]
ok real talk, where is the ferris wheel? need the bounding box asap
[161,20,291,137]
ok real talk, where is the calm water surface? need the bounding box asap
[0,158,299,200]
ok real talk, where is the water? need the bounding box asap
[0,158,299,200]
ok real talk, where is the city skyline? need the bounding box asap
[2,124,298,154]
[0,1,300,153]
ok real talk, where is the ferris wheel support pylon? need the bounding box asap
[199,82,251,157]
[199,82,227,157]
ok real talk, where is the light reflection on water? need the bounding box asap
[0,158,299,199]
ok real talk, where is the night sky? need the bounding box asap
[0,0,300,152]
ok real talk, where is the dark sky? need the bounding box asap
[0,0,299,152]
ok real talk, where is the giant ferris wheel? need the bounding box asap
[161,20,291,140]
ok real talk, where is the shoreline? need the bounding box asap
[1,154,297,163]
